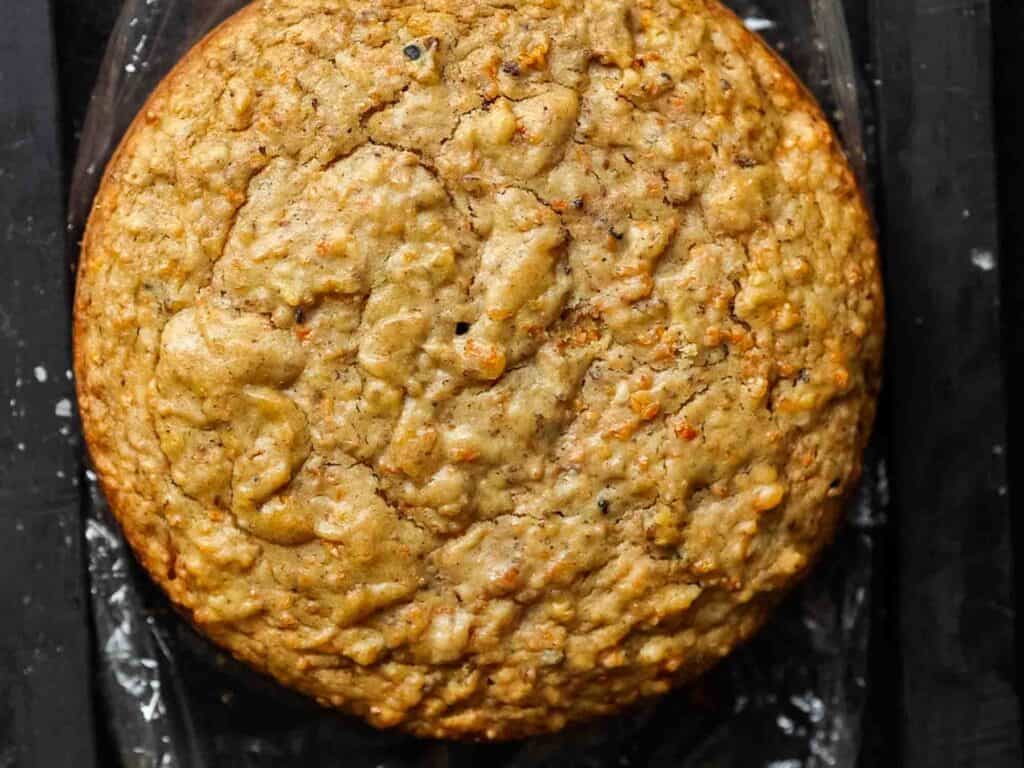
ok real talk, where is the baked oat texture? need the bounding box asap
[75,0,883,739]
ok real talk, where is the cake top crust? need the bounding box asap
[75,0,883,739]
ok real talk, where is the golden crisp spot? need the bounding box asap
[674,419,700,441]
[460,338,508,380]
[75,0,882,740]
[751,483,787,512]
[629,390,662,421]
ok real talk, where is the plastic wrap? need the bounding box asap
[68,2,885,766]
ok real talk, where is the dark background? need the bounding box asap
[2,0,1023,765]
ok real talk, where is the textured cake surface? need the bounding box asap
[75,0,883,739]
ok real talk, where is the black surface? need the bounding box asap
[993,2,1024,755]
[53,0,121,173]
[0,1,98,767]
[869,0,1021,766]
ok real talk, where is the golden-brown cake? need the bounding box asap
[74,0,883,740]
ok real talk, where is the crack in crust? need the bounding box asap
[74,0,883,741]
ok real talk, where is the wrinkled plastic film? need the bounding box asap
[69,2,883,766]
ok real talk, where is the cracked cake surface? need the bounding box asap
[74,0,883,739]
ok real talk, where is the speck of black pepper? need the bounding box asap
[572,197,585,210]
[501,60,521,76]
[828,478,841,490]
[721,78,733,91]
[311,97,319,110]
[598,498,610,514]
[258,145,267,155]
[455,321,471,336]
[403,43,421,61]
[295,307,306,325]
[609,226,624,240]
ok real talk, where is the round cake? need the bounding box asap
[75,0,883,739]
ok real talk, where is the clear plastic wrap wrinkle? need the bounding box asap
[69,2,883,766]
